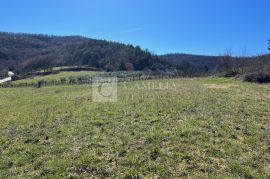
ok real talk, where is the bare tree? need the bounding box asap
[268,39,270,51]
[217,49,234,72]
[257,55,268,73]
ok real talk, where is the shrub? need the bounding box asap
[241,73,270,83]
[224,70,239,77]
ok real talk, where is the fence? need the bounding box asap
[0,71,201,88]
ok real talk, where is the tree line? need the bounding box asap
[214,40,270,82]
[0,32,170,76]
[0,32,269,83]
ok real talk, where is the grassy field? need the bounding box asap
[13,71,99,84]
[0,76,269,178]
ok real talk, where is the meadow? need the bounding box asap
[12,71,99,84]
[0,74,269,178]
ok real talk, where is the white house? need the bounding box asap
[0,71,15,84]
[8,71,15,77]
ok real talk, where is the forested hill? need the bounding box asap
[0,32,169,75]
[161,53,220,70]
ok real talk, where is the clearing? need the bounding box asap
[0,76,269,178]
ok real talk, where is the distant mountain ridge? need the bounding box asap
[1,32,268,77]
[161,53,220,70]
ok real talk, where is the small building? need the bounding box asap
[8,71,15,77]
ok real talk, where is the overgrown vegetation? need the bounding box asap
[1,71,195,88]
[215,53,270,83]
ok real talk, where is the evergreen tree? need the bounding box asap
[119,61,127,71]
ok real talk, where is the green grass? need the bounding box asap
[13,71,99,84]
[0,76,269,178]
[36,66,88,72]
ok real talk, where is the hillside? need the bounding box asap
[161,53,220,70]
[1,32,269,80]
[0,32,168,75]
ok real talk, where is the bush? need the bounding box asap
[224,70,239,77]
[241,73,270,83]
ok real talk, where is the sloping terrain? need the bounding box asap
[161,53,219,70]
[0,76,269,178]
[0,32,168,75]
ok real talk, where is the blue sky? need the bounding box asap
[1,0,269,56]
